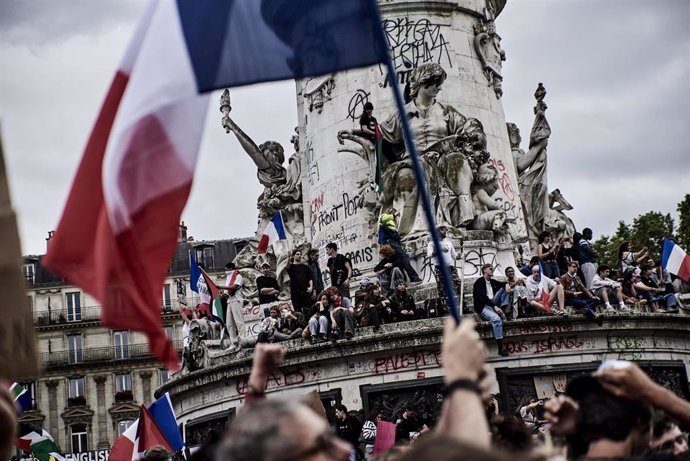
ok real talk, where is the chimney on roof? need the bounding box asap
[46,230,55,252]
[178,221,188,243]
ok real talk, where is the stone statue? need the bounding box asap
[544,189,576,242]
[377,63,489,240]
[220,90,304,285]
[182,318,220,372]
[507,83,551,249]
[468,163,508,234]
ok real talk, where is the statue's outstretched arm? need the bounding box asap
[515,138,547,174]
[223,116,271,170]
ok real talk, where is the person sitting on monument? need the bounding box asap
[256,306,302,344]
[389,280,423,322]
[307,292,331,344]
[639,266,677,312]
[375,244,406,297]
[327,286,356,340]
[363,284,391,332]
[278,301,305,333]
[352,277,374,327]
[561,261,603,326]
[378,208,421,283]
[359,101,378,145]
[520,256,540,277]
[502,266,529,319]
[472,264,509,357]
[524,265,566,316]
[591,265,630,313]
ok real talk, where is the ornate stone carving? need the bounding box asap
[303,75,335,113]
[221,93,304,286]
[140,371,153,406]
[339,64,493,242]
[508,83,551,249]
[468,164,508,235]
[61,406,94,426]
[544,189,575,242]
[473,6,506,98]
[183,318,222,372]
[108,402,140,423]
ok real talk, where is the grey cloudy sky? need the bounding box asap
[1,0,688,256]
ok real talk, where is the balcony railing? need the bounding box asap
[114,390,134,402]
[67,396,87,407]
[34,307,101,325]
[34,303,183,326]
[40,341,183,369]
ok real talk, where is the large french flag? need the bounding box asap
[257,212,287,255]
[43,0,388,370]
[662,239,690,282]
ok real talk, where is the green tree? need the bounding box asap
[675,194,690,249]
[630,212,674,262]
[594,221,631,270]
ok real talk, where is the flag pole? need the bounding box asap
[377,51,462,325]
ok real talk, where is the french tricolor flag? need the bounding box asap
[257,212,287,255]
[662,239,690,282]
[42,0,388,370]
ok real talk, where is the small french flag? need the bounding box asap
[662,239,690,282]
[257,212,287,255]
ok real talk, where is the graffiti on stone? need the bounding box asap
[347,89,371,121]
[347,350,441,375]
[380,18,452,87]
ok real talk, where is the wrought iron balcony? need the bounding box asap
[40,341,183,369]
[34,306,101,325]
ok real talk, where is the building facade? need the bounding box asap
[18,227,248,455]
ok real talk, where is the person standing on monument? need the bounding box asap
[256,262,281,308]
[218,262,246,349]
[326,242,352,298]
[472,264,509,357]
[306,248,324,299]
[426,225,463,305]
[359,102,377,144]
[287,249,314,314]
[578,227,598,289]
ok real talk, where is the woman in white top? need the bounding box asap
[618,241,649,274]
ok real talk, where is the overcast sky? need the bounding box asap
[1,0,688,256]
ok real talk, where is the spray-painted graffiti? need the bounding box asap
[347,350,442,375]
[310,191,325,223]
[504,335,596,355]
[316,193,362,232]
[381,18,452,87]
[236,364,323,394]
[463,248,499,277]
[345,247,374,266]
[347,89,371,121]
[488,158,516,201]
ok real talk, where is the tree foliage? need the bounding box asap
[593,197,686,274]
[676,194,690,249]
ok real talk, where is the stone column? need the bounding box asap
[139,371,153,406]
[93,376,109,449]
[45,380,59,443]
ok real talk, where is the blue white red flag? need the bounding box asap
[148,393,184,452]
[257,212,288,255]
[662,239,690,282]
[44,0,387,370]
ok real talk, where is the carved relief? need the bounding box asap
[303,75,335,113]
[473,6,506,98]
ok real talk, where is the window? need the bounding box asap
[195,246,215,270]
[70,424,88,453]
[67,334,83,364]
[68,377,85,398]
[160,369,170,385]
[164,326,174,340]
[113,331,129,360]
[117,420,135,436]
[115,373,132,392]
[19,381,37,411]
[162,284,172,312]
[23,263,35,284]
[66,292,81,322]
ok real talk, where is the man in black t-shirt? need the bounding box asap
[326,242,352,298]
[359,101,377,144]
[256,262,280,307]
[287,249,314,313]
